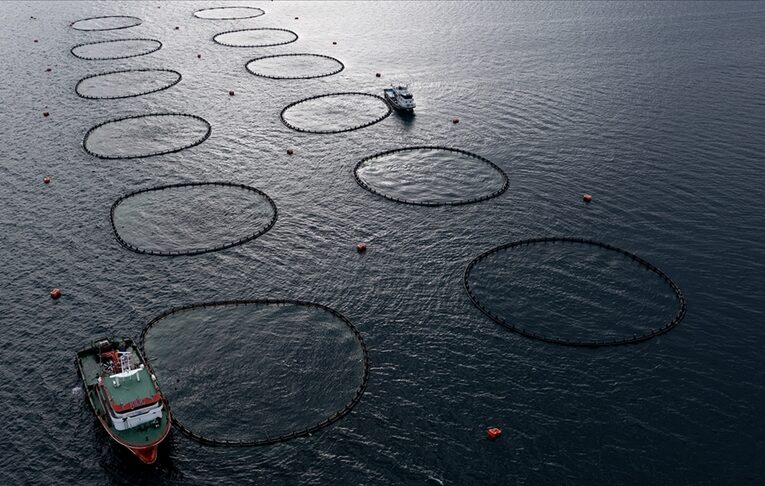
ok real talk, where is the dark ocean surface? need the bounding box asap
[1,1,764,484]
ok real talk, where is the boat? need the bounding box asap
[383,85,416,112]
[75,337,171,464]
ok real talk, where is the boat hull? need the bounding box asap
[383,92,415,112]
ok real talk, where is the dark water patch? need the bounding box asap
[354,146,508,206]
[70,15,142,31]
[280,92,391,134]
[245,53,344,79]
[464,238,686,347]
[83,113,211,159]
[71,38,162,60]
[110,182,277,256]
[213,28,298,48]
[75,69,181,99]
[140,300,369,446]
[193,6,265,20]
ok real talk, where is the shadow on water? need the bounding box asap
[395,110,416,130]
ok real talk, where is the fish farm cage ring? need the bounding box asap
[70,15,143,31]
[110,182,277,257]
[212,28,298,48]
[245,53,345,80]
[139,300,370,447]
[75,69,182,100]
[353,146,509,206]
[71,38,162,60]
[280,92,391,134]
[193,6,265,20]
[83,113,211,159]
[463,237,687,347]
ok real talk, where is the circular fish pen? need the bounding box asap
[245,53,345,80]
[463,238,687,347]
[280,92,391,134]
[193,6,265,20]
[110,182,277,256]
[75,69,182,100]
[213,28,298,48]
[71,38,162,60]
[140,300,370,447]
[354,146,509,206]
[70,15,142,31]
[83,113,211,159]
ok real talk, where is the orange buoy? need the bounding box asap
[287,148,294,155]
[452,118,460,124]
[356,242,367,253]
[229,90,235,96]
[43,112,49,117]
[43,176,51,184]
[375,73,381,77]
[487,427,502,440]
[582,193,593,203]
[50,288,61,299]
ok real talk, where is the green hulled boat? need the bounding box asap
[76,338,171,464]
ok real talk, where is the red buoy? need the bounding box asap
[43,176,51,184]
[487,427,502,440]
[356,242,367,253]
[229,90,235,96]
[286,148,294,155]
[43,112,49,117]
[50,288,61,299]
[582,193,593,203]
[376,73,381,77]
[452,118,460,124]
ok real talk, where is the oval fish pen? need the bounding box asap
[245,53,345,80]
[280,92,391,134]
[75,69,182,100]
[463,237,687,347]
[71,38,162,60]
[193,6,265,20]
[139,300,370,447]
[110,182,277,256]
[213,28,298,48]
[70,15,143,31]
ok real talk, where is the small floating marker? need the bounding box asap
[452,117,460,124]
[43,176,51,184]
[45,68,51,72]
[43,112,49,117]
[375,73,381,78]
[34,39,39,43]
[582,193,593,203]
[197,53,202,59]
[229,90,235,96]
[286,148,294,155]
[356,242,367,253]
[174,26,179,30]
[486,427,502,440]
[50,288,61,299]
[332,41,337,45]
[295,16,299,20]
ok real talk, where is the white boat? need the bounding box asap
[383,85,415,112]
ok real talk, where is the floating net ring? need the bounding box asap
[110,182,277,256]
[212,28,298,48]
[75,69,182,100]
[245,53,345,80]
[353,146,509,207]
[139,299,370,447]
[193,6,265,20]
[71,38,162,60]
[280,92,391,134]
[83,113,211,159]
[463,237,687,348]
[70,15,143,31]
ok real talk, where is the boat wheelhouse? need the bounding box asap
[383,85,416,112]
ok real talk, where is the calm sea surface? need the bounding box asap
[1,1,764,484]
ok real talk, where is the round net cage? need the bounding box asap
[71,38,162,61]
[76,69,182,100]
[193,6,265,20]
[280,93,391,134]
[70,15,142,31]
[83,113,211,159]
[464,238,687,347]
[354,146,509,206]
[140,300,370,447]
[213,28,298,48]
[110,182,277,256]
[245,54,345,80]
